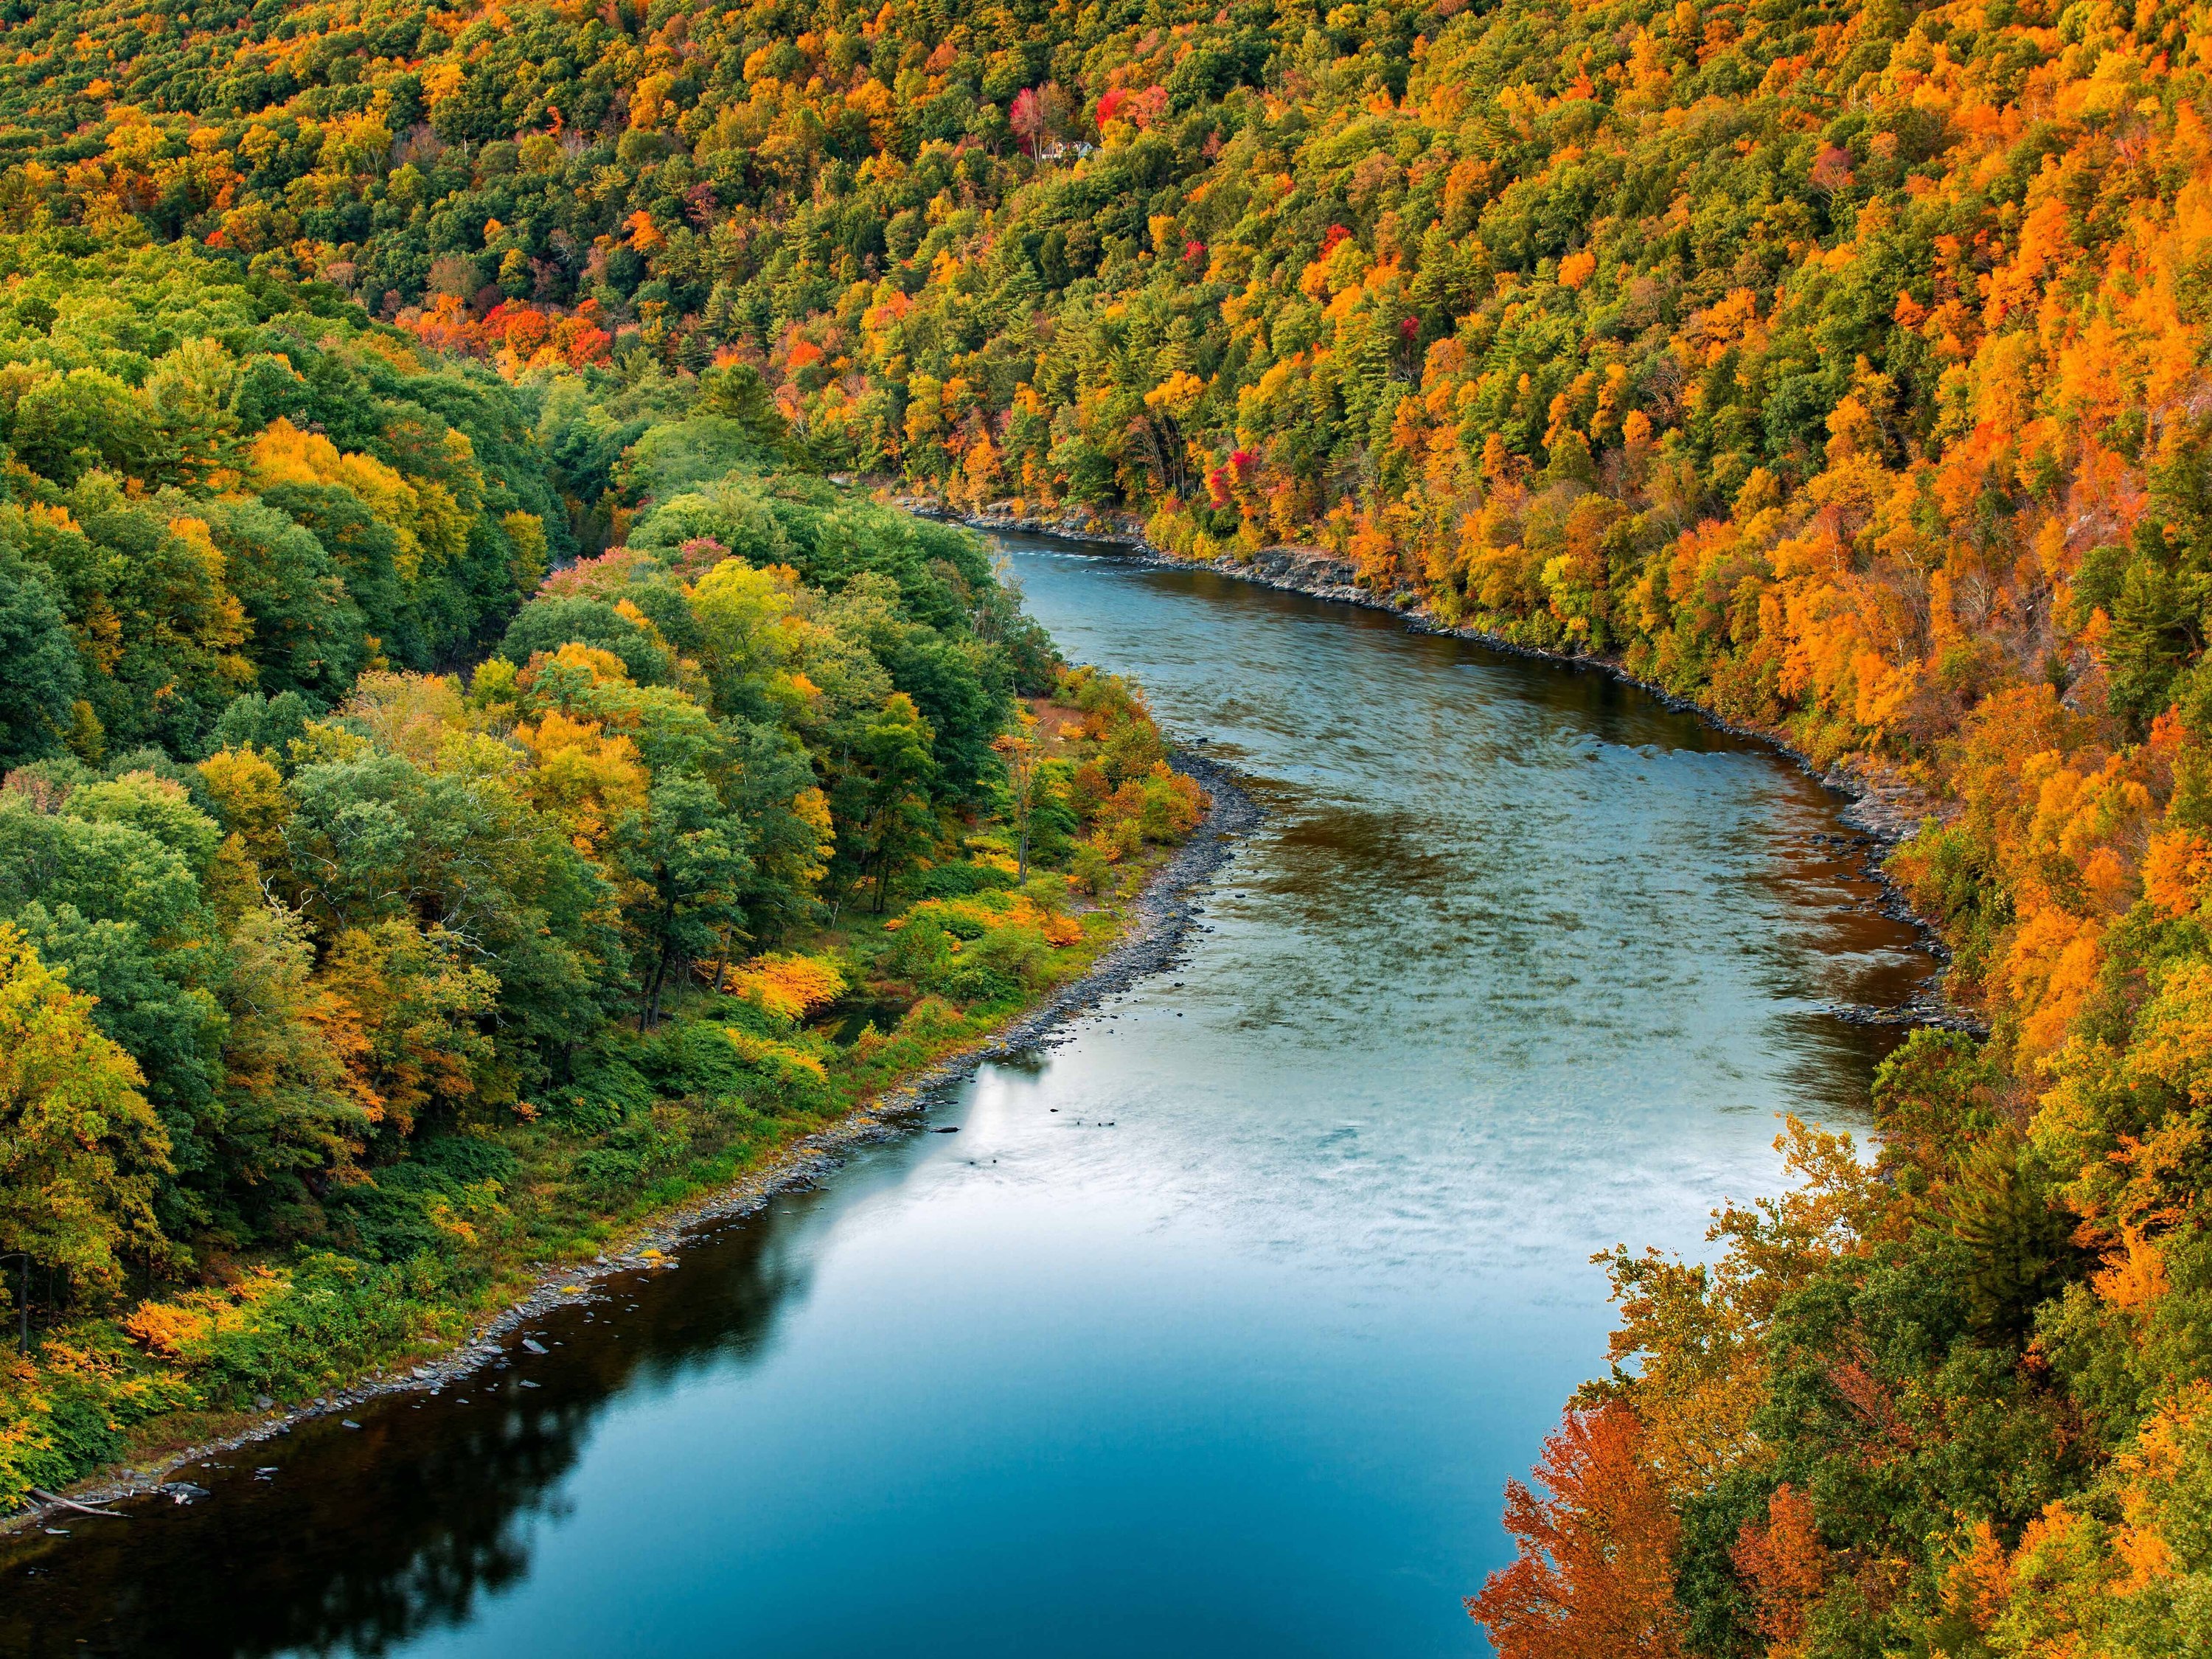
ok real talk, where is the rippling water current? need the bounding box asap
[0,538,1934,1658]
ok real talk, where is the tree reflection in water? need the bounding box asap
[0,1175,841,1658]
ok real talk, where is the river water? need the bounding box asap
[0,538,1933,1658]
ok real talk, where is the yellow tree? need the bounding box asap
[0,922,172,1296]
[993,712,1043,880]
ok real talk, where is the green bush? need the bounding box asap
[543,1053,657,1134]
[636,1018,751,1103]
[881,915,958,987]
[913,861,1020,899]
[194,1254,466,1408]
[324,1136,521,1262]
[945,925,1051,1005]
[571,1106,693,1195]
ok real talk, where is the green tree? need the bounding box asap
[282,748,615,1054]
[844,692,939,914]
[0,542,82,765]
[726,717,830,942]
[617,772,752,1029]
[698,362,791,457]
[211,900,376,1225]
[11,367,152,487]
[995,718,1042,880]
[200,495,367,700]
[0,782,228,1223]
[500,594,675,686]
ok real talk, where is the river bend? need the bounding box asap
[0,536,1932,1658]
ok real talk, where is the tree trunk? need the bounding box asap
[647,944,670,1029]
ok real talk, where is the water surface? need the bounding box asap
[0,539,1931,1657]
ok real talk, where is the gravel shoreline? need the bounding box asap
[5,754,1259,1531]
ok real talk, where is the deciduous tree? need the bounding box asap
[0,922,171,1293]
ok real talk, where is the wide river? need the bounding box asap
[1,537,1932,1657]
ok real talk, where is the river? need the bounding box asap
[0,536,1933,1658]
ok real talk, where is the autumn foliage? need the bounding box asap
[1468,1405,1685,1659]
[0,226,1217,1505]
[0,0,2208,1633]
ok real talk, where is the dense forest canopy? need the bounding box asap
[0,230,1020,1207]
[0,0,2211,1649]
[0,229,1216,1509]
[1,0,2201,764]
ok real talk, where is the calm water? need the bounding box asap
[0,540,1931,1658]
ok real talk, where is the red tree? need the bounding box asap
[1731,1484,1829,1646]
[1467,1404,1686,1659]
[1009,87,1045,153]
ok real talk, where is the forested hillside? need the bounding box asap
[0,232,1205,1506]
[1,0,2211,1646]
